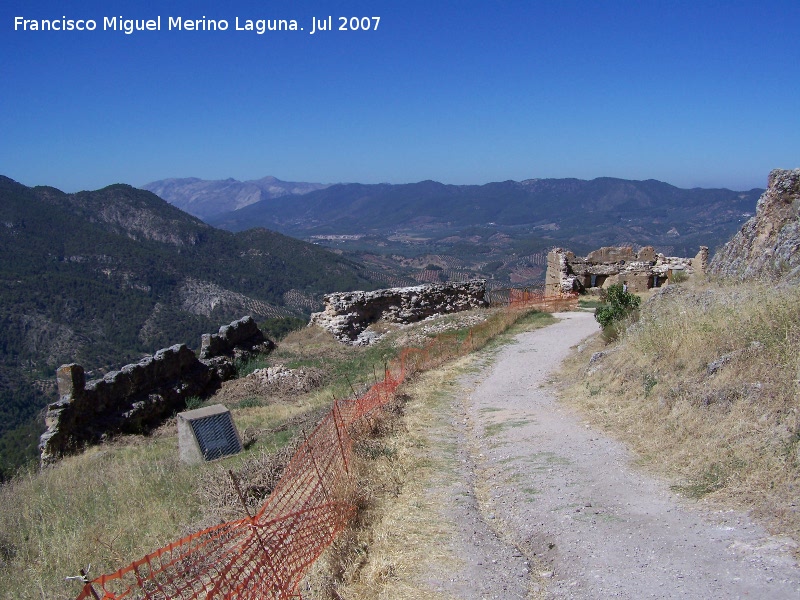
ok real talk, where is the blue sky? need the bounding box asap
[1,1,798,192]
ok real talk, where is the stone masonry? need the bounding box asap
[309,280,489,344]
[39,316,272,464]
[545,246,708,297]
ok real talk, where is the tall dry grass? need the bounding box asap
[0,437,204,600]
[0,305,556,599]
[563,280,800,543]
[302,309,558,599]
[0,327,360,600]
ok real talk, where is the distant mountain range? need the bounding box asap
[146,176,763,256]
[0,176,379,476]
[0,173,767,474]
[142,176,331,220]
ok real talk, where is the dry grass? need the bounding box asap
[0,437,204,600]
[0,327,368,600]
[0,306,558,599]
[302,367,469,600]
[301,309,558,599]
[562,279,800,545]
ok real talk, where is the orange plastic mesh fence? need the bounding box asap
[75,294,573,600]
[508,288,578,308]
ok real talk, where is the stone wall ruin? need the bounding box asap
[39,316,273,464]
[309,280,489,345]
[545,246,708,297]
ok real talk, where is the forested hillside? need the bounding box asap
[205,177,762,254]
[0,176,379,476]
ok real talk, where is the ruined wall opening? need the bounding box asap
[545,246,708,298]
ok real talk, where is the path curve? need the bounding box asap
[438,311,799,599]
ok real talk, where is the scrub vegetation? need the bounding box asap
[563,279,800,545]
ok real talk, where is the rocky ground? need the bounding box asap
[417,312,800,599]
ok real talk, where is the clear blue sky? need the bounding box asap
[1,0,798,192]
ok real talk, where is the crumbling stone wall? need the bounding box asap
[39,316,272,464]
[309,280,488,344]
[199,315,274,380]
[545,246,708,297]
[200,315,270,359]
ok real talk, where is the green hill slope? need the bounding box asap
[0,176,380,476]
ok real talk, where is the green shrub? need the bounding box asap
[184,396,204,411]
[669,270,689,284]
[594,284,641,329]
[259,317,307,341]
[642,373,658,396]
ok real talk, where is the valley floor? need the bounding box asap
[340,312,800,599]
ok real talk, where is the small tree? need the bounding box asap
[595,283,641,328]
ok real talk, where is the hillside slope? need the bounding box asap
[0,176,378,475]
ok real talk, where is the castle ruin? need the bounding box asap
[545,246,708,297]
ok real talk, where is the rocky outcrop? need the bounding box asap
[39,316,272,464]
[309,280,488,344]
[546,246,707,296]
[709,169,800,283]
[248,365,323,394]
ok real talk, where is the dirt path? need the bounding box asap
[425,311,800,599]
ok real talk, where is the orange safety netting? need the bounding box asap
[75,293,575,600]
[508,288,578,308]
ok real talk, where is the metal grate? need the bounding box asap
[189,412,242,461]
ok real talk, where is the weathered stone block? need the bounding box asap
[587,246,636,263]
[56,364,84,398]
[693,246,709,274]
[637,246,657,262]
[621,273,651,293]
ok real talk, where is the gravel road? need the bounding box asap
[427,310,800,599]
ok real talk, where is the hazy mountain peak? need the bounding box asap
[142,176,332,220]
